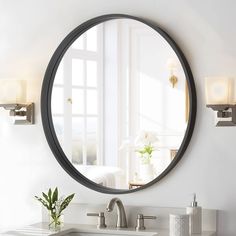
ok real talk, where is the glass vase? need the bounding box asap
[48,212,64,231]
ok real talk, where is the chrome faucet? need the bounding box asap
[106,198,128,228]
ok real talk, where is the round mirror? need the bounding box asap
[41,14,196,194]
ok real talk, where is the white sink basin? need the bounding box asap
[3,225,157,236]
[3,224,215,236]
[52,227,158,236]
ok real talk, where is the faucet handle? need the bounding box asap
[135,214,157,230]
[87,212,107,229]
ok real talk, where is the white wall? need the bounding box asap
[0,0,236,235]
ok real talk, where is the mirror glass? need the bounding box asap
[51,19,189,190]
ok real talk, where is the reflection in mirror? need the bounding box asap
[51,19,189,190]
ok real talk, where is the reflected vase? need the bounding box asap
[139,163,154,182]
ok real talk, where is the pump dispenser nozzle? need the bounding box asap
[191,193,198,207]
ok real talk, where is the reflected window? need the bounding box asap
[72,59,84,86]
[86,26,98,51]
[52,25,103,166]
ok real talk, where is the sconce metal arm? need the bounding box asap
[0,103,34,125]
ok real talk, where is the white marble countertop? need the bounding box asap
[2,223,216,236]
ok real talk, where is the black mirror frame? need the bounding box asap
[41,14,197,194]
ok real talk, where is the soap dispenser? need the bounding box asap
[186,193,202,234]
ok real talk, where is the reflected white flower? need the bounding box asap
[134,130,159,146]
[55,196,65,215]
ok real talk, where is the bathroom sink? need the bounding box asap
[52,227,158,236]
[3,224,158,236]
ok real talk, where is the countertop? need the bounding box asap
[2,223,216,236]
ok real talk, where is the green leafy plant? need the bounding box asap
[136,144,155,164]
[134,131,159,164]
[35,187,75,229]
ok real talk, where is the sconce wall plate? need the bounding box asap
[0,103,34,125]
[167,58,178,88]
[169,75,178,88]
[206,104,236,127]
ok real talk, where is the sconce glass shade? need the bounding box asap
[0,79,26,104]
[205,77,233,105]
[166,58,178,71]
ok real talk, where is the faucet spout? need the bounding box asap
[106,198,128,228]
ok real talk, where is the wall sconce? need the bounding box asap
[167,58,178,88]
[205,76,236,126]
[0,79,34,124]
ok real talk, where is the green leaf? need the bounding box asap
[42,192,50,203]
[52,187,58,204]
[59,193,75,213]
[48,188,52,208]
[35,196,50,210]
[48,188,52,200]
